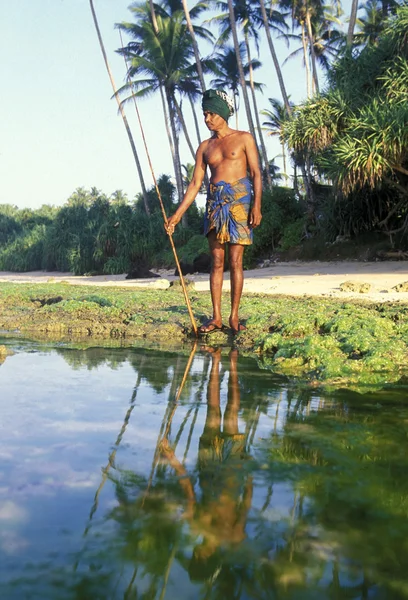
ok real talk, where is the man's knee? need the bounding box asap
[211,253,225,271]
[229,246,244,270]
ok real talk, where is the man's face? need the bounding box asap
[203,111,225,130]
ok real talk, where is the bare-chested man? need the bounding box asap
[165,89,262,335]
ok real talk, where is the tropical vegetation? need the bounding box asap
[1,0,407,273]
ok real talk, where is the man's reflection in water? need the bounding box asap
[161,347,253,582]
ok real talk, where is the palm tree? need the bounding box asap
[312,18,345,70]
[117,4,212,206]
[285,6,408,233]
[117,2,213,205]
[282,12,344,82]
[181,162,206,193]
[281,0,339,95]
[259,0,292,114]
[354,0,385,47]
[347,0,359,45]
[211,43,263,128]
[304,0,323,94]
[258,0,316,210]
[226,0,257,142]
[89,0,150,215]
[209,0,287,188]
[181,0,206,91]
[261,97,292,181]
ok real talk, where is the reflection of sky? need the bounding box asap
[0,348,156,577]
[0,344,291,591]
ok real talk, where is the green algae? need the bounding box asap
[250,300,408,389]
[1,282,408,389]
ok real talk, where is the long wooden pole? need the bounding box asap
[119,31,198,337]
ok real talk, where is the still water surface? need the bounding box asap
[0,339,408,599]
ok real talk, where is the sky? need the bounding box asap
[0,0,351,211]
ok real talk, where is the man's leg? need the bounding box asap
[228,243,245,333]
[201,230,225,331]
[223,349,240,435]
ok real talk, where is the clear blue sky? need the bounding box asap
[0,0,351,210]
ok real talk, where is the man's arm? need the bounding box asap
[160,438,196,518]
[244,133,262,228]
[165,142,207,235]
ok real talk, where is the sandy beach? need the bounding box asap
[1,260,408,302]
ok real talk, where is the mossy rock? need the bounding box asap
[339,281,372,293]
[169,278,195,291]
[79,295,113,307]
[392,281,408,293]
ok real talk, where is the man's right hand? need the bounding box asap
[165,214,179,236]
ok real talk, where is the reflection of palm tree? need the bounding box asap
[73,358,147,573]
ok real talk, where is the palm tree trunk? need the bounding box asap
[189,94,202,146]
[174,97,196,159]
[301,22,312,98]
[149,0,159,34]
[181,0,206,92]
[226,0,257,140]
[188,95,209,188]
[89,0,150,215]
[160,85,180,191]
[244,33,272,188]
[282,141,288,183]
[165,87,185,204]
[347,0,359,45]
[305,150,316,222]
[259,0,292,115]
[305,10,320,95]
[259,0,314,210]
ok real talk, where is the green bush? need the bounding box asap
[279,218,306,251]
[0,225,46,271]
[0,182,308,274]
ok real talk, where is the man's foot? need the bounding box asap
[198,318,223,335]
[200,345,221,354]
[229,318,247,336]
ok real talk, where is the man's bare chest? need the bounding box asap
[204,137,245,166]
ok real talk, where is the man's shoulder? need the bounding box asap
[230,130,254,143]
[198,138,211,151]
[237,130,254,139]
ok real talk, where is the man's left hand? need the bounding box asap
[249,207,262,228]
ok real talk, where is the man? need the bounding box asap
[160,347,253,581]
[166,89,262,335]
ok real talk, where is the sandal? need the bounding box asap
[198,319,223,335]
[230,322,247,336]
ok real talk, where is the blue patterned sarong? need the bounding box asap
[204,177,253,245]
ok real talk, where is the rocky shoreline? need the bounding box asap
[1,277,408,391]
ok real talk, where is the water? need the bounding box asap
[1,339,408,599]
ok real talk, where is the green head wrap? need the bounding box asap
[202,89,234,122]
